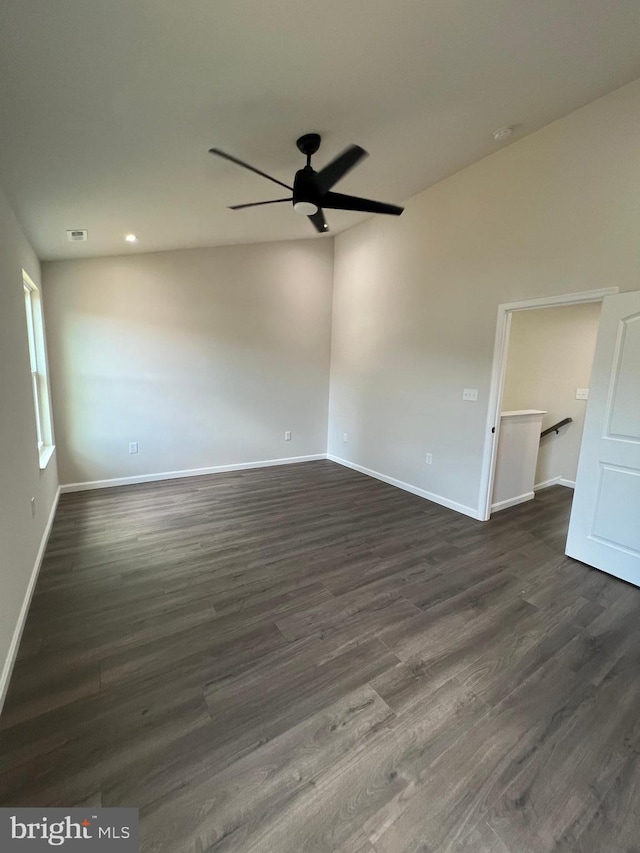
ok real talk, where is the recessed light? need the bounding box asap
[125,233,137,243]
[492,126,513,142]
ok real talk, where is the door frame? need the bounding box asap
[477,287,619,522]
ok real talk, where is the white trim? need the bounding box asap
[328,454,480,520]
[477,287,618,521]
[0,487,60,716]
[494,287,619,314]
[491,491,535,512]
[38,444,56,470]
[477,308,512,522]
[534,476,562,491]
[60,454,327,493]
[534,476,575,491]
[23,270,56,466]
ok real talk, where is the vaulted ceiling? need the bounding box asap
[1,0,639,260]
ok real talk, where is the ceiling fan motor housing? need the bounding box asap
[293,166,321,208]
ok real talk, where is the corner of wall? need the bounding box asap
[0,184,60,714]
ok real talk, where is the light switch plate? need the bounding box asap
[462,388,478,402]
[576,388,589,400]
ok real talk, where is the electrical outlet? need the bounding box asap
[576,388,589,400]
[30,497,36,518]
[462,388,478,402]
[425,453,433,465]
[343,432,348,442]
[128,442,138,454]
[284,431,292,441]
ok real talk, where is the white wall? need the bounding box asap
[0,187,59,708]
[502,303,601,488]
[42,240,333,486]
[328,77,640,517]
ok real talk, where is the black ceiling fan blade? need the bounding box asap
[308,208,329,233]
[322,191,404,216]
[228,198,292,210]
[315,145,368,193]
[209,148,293,191]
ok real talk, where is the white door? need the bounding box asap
[566,290,640,586]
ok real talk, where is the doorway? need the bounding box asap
[477,287,618,522]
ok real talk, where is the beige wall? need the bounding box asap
[0,187,59,707]
[328,77,640,516]
[42,240,333,485]
[502,303,601,487]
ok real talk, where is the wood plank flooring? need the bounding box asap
[1,460,640,852]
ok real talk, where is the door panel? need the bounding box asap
[566,291,640,587]
[591,465,640,554]
[607,313,640,438]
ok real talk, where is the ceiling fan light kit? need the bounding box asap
[293,201,318,216]
[209,133,404,233]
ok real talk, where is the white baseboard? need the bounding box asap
[60,454,328,493]
[327,454,480,520]
[534,476,561,491]
[491,491,535,512]
[535,476,575,491]
[0,486,60,716]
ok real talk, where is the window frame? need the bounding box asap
[22,270,55,469]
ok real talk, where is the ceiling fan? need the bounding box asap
[208,133,404,233]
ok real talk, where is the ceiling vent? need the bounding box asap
[66,229,88,242]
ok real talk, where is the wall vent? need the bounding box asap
[66,229,88,242]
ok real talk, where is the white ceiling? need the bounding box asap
[1,0,639,261]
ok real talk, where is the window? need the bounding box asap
[23,271,55,469]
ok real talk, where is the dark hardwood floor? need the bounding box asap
[1,460,639,852]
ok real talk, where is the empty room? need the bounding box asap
[1,2,640,851]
